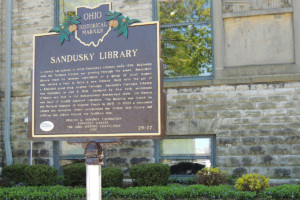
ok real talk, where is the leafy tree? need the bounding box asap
[159,0,212,77]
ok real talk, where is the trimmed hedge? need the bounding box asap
[130,163,170,186]
[1,164,57,186]
[62,163,124,187]
[1,164,28,186]
[0,184,298,199]
[63,163,86,187]
[24,164,58,186]
[102,167,123,188]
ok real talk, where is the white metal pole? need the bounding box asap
[86,165,102,200]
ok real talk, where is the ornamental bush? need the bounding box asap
[24,164,58,186]
[62,163,86,187]
[130,163,170,186]
[1,164,28,186]
[235,173,270,193]
[102,167,123,188]
[195,167,227,186]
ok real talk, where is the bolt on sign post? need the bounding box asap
[29,2,165,200]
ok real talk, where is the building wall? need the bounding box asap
[0,0,299,184]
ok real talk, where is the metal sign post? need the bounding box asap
[84,139,121,200]
[85,142,103,200]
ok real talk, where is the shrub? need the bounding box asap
[130,163,170,186]
[170,162,205,175]
[62,163,86,187]
[102,167,123,188]
[24,164,58,186]
[235,173,270,193]
[259,184,300,199]
[169,176,196,185]
[195,167,227,186]
[1,164,28,186]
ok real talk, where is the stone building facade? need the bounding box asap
[0,0,299,184]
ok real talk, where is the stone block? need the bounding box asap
[269,145,292,155]
[257,89,275,96]
[244,90,258,96]
[256,102,277,109]
[260,155,278,166]
[249,146,266,155]
[119,148,134,156]
[288,108,300,115]
[241,137,257,145]
[268,95,289,102]
[205,103,235,111]
[243,110,263,117]
[40,149,49,157]
[219,124,241,131]
[105,148,118,157]
[264,109,288,117]
[278,155,300,166]
[273,168,292,178]
[106,157,128,167]
[217,137,240,146]
[236,97,249,103]
[242,157,253,166]
[285,136,300,145]
[167,120,189,135]
[272,116,293,123]
[205,92,228,98]
[236,102,256,110]
[231,130,247,137]
[272,128,297,136]
[260,123,286,130]
[249,167,270,177]
[228,91,243,97]
[242,123,260,130]
[287,122,300,129]
[194,111,217,119]
[275,88,295,95]
[220,110,242,118]
[292,144,300,154]
[34,158,50,165]
[130,157,150,165]
[236,85,249,91]
[232,118,251,124]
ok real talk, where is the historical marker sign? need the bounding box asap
[30,3,165,140]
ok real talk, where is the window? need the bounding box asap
[155,135,216,176]
[154,0,213,81]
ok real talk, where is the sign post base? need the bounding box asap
[86,165,101,200]
[84,140,121,200]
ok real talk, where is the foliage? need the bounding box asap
[258,184,300,199]
[0,185,85,200]
[24,165,58,186]
[195,167,227,186]
[168,176,196,185]
[170,162,205,175]
[235,173,270,193]
[102,167,124,188]
[106,11,140,38]
[0,184,298,199]
[1,164,28,186]
[50,15,80,45]
[159,0,212,77]
[63,163,86,187]
[130,163,170,186]
[103,184,257,200]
